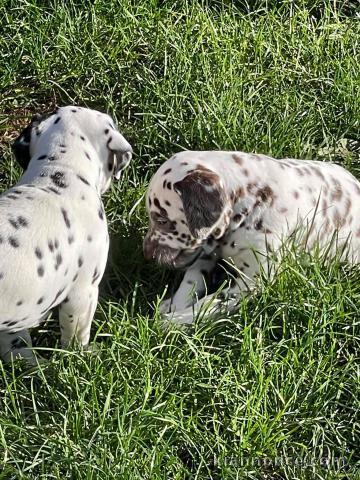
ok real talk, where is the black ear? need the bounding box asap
[174,167,227,239]
[11,113,47,170]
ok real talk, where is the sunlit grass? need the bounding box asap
[0,0,359,478]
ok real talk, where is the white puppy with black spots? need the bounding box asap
[144,151,360,324]
[0,106,132,362]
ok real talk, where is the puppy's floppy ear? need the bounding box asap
[174,167,227,239]
[12,113,47,170]
[106,130,133,180]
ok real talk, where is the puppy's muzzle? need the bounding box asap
[143,237,179,267]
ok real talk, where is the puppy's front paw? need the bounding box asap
[159,298,173,315]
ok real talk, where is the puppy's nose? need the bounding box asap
[143,238,156,261]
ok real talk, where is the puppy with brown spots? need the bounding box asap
[144,151,360,324]
[0,106,132,362]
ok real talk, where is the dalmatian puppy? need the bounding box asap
[144,151,360,324]
[0,106,132,362]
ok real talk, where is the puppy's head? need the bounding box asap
[12,106,132,194]
[144,158,230,268]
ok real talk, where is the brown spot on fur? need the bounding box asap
[242,169,249,177]
[330,179,343,202]
[232,153,244,166]
[234,187,245,201]
[247,183,257,194]
[321,198,328,215]
[257,185,275,205]
[312,167,325,180]
[254,219,263,230]
[293,191,299,199]
[344,197,352,216]
[279,207,288,213]
[333,209,345,228]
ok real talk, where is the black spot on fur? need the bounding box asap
[78,256,83,268]
[16,300,23,306]
[55,253,62,270]
[8,218,19,229]
[54,239,59,249]
[18,216,28,227]
[61,208,71,228]
[71,109,77,113]
[50,171,67,188]
[47,187,60,195]
[72,273,78,282]
[63,296,69,303]
[0,272,4,280]
[38,154,47,160]
[48,155,56,161]
[48,239,54,252]
[80,135,85,141]
[8,237,19,248]
[92,267,101,284]
[35,247,43,259]
[54,117,61,124]
[37,297,44,304]
[87,235,92,242]
[85,152,91,160]
[104,129,109,134]
[164,168,172,175]
[98,208,104,220]
[68,235,74,245]
[77,175,90,185]
[37,265,45,277]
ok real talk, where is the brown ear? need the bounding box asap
[174,167,226,239]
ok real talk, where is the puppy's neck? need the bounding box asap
[18,132,102,194]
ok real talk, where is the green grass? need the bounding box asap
[0,0,359,478]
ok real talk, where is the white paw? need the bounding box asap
[159,298,173,315]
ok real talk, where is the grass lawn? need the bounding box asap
[0,0,359,478]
